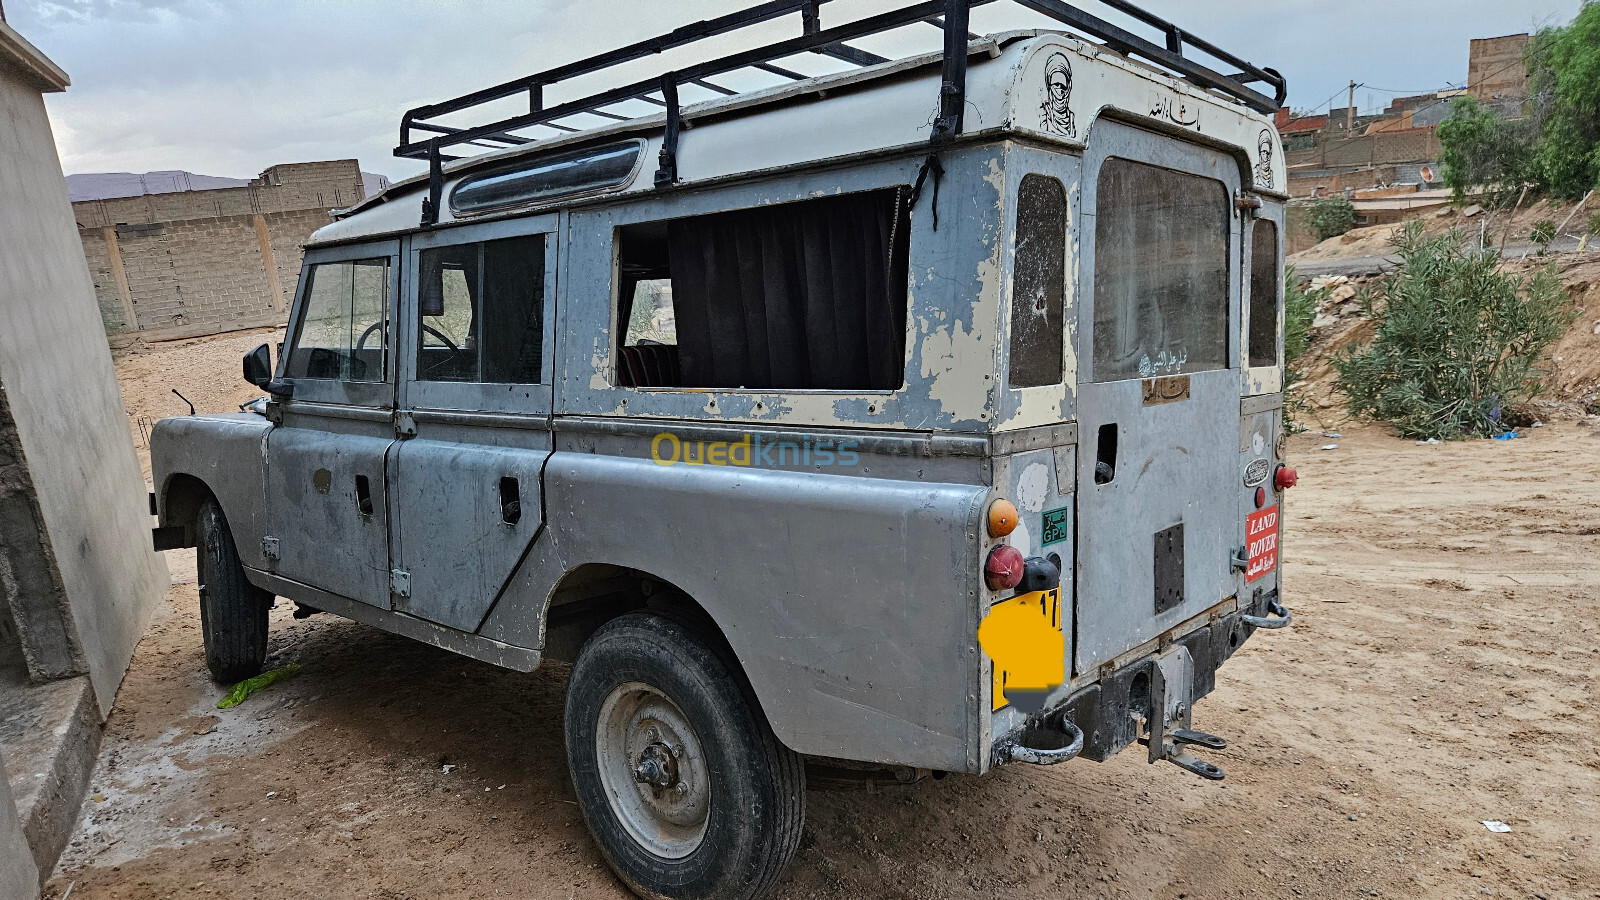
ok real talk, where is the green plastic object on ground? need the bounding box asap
[217,663,302,709]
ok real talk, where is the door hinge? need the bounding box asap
[390,569,411,599]
[396,411,417,438]
[262,536,281,561]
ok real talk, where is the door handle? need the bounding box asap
[1094,423,1118,484]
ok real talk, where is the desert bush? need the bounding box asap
[1335,220,1572,439]
[1307,196,1357,242]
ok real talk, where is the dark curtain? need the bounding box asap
[667,188,909,390]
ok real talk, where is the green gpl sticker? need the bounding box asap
[1041,506,1070,546]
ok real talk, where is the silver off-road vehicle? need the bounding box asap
[151,2,1297,897]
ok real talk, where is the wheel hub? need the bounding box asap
[595,682,710,859]
[633,742,680,792]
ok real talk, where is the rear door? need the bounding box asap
[388,215,557,632]
[1074,121,1242,674]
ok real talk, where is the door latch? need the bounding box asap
[390,568,411,599]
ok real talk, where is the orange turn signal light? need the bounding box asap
[988,499,1018,538]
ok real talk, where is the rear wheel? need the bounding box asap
[565,610,805,900]
[195,498,271,683]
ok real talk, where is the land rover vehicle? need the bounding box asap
[151,2,1297,897]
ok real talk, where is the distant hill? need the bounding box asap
[66,169,394,203]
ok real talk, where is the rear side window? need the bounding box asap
[613,188,910,390]
[1009,175,1067,388]
[1248,219,1280,367]
[1093,159,1230,382]
[285,258,390,382]
[417,234,545,383]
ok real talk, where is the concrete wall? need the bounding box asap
[0,20,168,719]
[72,161,360,340]
[0,749,39,900]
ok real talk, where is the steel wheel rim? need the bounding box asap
[595,681,710,859]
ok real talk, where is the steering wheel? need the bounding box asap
[422,323,460,355]
[355,320,385,353]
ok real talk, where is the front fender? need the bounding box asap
[151,413,272,568]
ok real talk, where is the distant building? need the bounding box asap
[1467,33,1531,118]
[71,160,366,340]
[1275,31,1531,210]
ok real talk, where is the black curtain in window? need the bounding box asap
[667,188,909,390]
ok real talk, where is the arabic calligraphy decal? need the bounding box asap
[1148,92,1200,130]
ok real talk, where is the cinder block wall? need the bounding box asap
[72,161,364,339]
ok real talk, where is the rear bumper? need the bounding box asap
[993,589,1279,765]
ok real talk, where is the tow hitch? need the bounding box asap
[1137,646,1228,780]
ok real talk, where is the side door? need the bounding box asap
[267,242,399,608]
[389,215,557,632]
[1073,121,1243,674]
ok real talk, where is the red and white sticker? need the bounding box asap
[1245,506,1279,582]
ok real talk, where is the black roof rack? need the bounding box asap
[397,0,1285,223]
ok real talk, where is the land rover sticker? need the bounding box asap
[1245,506,1279,582]
[1244,457,1271,487]
[1041,507,1070,546]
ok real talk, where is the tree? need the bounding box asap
[1525,2,1600,198]
[1307,195,1357,242]
[1335,221,1572,439]
[1437,96,1534,206]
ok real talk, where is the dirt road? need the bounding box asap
[46,338,1600,899]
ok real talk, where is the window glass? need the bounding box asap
[1009,174,1067,388]
[285,258,390,382]
[624,279,677,346]
[1248,219,1281,368]
[417,234,545,383]
[1093,159,1230,382]
[613,188,910,390]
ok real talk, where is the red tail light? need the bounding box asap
[1275,465,1298,491]
[985,545,1025,591]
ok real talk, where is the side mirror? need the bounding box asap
[243,343,273,388]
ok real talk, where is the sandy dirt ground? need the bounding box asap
[43,333,1600,899]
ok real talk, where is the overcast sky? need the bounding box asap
[6,0,1583,182]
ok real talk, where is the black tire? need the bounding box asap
[196,498,271,683]
[565,610,805,900]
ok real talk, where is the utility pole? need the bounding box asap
[1347,80,1356,131]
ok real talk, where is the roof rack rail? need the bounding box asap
[397,0,1285,216]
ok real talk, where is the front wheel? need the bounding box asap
[195,498,271,683]
[565,611,805,900]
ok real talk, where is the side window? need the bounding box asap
[417,234,545,383]
[613,188,910,391]
[285,258,390,383]
[1093,159,1230,382]
[1248,219,1280,368]
[1009,174,1067,388]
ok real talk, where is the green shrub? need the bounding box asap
[1281,267,1322,428]
[1284,267,1318,364]
[1307,196,1357,242]
[1531,218,1558,252]
[1334,221,1572,439]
